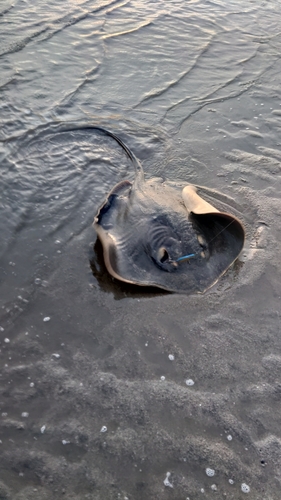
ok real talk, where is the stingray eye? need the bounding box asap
[158,247,169,263]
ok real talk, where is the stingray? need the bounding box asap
[77,126,244,294]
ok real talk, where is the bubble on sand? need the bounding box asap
[52,353,60,359]
[168,354,174,361]
[229,479,234,485]
[4,338,10,343]
[18,295,28,303]
[211,484,217,491]
[206,468,215,477]
[30,382,34,387]
[186,379,194,386]
[21,412,29,418]
[227,434,233,441]
[100,426,107,433]
[41,425,46,434]
[43,317,50,322]
[241,483,250,493]
[62,440,70,445]
[0,326,4,332]
[160,376,165,381]
[163,472,173,488]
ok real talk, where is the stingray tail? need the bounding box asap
[60,124,144,182]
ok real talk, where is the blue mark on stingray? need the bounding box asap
[176,253,196,262]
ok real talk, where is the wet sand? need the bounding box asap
[1,0,281,499]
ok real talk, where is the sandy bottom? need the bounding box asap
[1,172,281,500]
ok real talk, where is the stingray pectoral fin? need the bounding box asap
[182,185,219,214]
[191,211,245,273]
[93,180,132,229]
[93,225,132,284]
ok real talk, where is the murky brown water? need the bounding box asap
[1,1,281,499]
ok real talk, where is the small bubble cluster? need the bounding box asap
[205,468,215,477]
[100,426,107,433]
[241,483,250,493]
[186,379,194,386]
[163,472,173,488]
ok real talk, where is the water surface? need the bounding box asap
[1,1,281,499]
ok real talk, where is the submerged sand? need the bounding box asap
[1,0,281,498]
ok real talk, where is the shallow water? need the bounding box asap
[1,1,281,499]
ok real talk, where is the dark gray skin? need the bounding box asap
[87,126,245,294]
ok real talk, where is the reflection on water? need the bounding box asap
[1,0,281,498]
